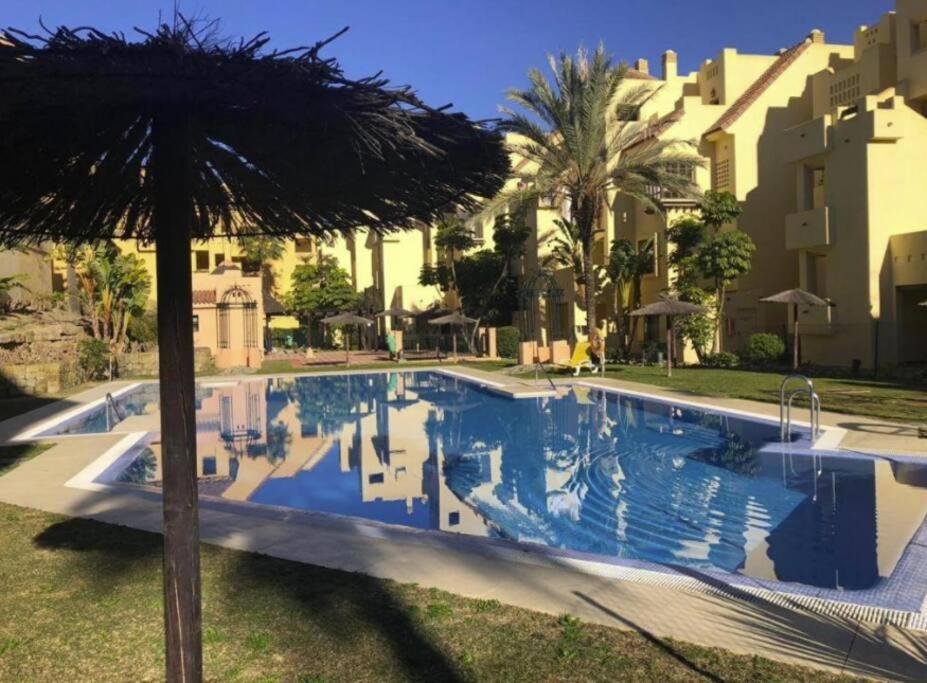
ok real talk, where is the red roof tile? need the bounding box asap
[704,40,811,136]
[621,108,685,151]
[626,68,656,81]
[192,289,216,305]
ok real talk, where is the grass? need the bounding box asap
[0,502,853,682]
[0,442,53,476]
[514,364,927,425]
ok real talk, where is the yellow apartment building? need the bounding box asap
[783,1,927,368]
[44,0,927,371]
[611,31,857,360]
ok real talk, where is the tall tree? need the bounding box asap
[604,236,654,357]
[691,191,752,353]
[238,235,285,288]
[287,256,360,345]
[0,19,507,680]
[65,243,152,351]
[500,44,701,336]
[420,210,530,352]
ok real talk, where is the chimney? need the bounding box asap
[634,58,649,75]
[808,29,825,44]
[662,50,678,80]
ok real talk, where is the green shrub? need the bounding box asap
[269,327,308,349]
[126,311,158,344]
[496,326,520,359]
[78,338,110,379]
[741,333,785,364]
[700,351,740,369]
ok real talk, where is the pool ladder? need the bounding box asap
[533,360,557,391]
[779,374,821,443]
[104,392,125,431]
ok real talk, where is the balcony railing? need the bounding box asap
[785,206,830,251]
[797,304,833,335]
[782,117,828,163]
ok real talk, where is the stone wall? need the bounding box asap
[0,359,83,397]
[119,347,215,377]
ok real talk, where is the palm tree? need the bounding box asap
[604,237,654,357]
[0,19,507,680]
[500,44,701,335]
[542,217,597,309]
[0,273,30,313]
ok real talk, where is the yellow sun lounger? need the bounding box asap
[555,341,599,376]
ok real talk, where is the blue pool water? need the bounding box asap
[60,371,927,591]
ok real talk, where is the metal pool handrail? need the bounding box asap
[779,373,821,442]
[104,392,125,431]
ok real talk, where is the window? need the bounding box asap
[649,162,695,200]
[368,473,385,485]
[713,159,731,192]
[806,253,828,297]
[448,511,460,527]
[194,250,209,271]
[294,237,313,253]
[828,74,860,107]
[638,236,658,277]
[913,20,927,53]
[214,253,225,267]
[616,104,641,121]
[202,457,217,477]
[192,315,199,333]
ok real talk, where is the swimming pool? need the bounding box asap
[46,371,927,598]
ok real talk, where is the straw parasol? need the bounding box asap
[630,296,708,377]
[0,18,507,677]
[375,306,414,332]
[760,289,833,369]
[428,311,477,360]
[321,312,374,364]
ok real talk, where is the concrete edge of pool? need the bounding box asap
[1,370,926,680]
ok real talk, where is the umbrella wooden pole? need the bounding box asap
[666,315,673,378]
[793,304,799,370]
[152,111,202,682]
[452,332,457,361]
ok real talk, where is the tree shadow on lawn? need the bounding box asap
[31,516,466,682]
[32,516,162,594]
[228,549,466,682]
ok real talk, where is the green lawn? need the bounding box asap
[0,503,851,682]
[527,364,927,425]
[0,442,52,476]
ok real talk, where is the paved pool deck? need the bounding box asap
[1,371,926,680]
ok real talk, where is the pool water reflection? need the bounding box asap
[97,371,927,591]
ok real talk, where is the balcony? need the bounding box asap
[782,117,828,163]
[864,106,904,142]
[797,304,833,335]
[785,207,830,250]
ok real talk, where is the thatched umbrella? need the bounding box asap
[760,289,832,369]
[0,19,507,679]
[630,296,707,377]
[320,312,374,364]
[375,306,413,330]
[428,311,477,360]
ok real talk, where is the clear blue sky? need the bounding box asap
[3,0,894,120]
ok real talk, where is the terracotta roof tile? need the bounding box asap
[626,68,656,81]
[622,108,685,151]
[192,289,216,305]
[705,40,811,136]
